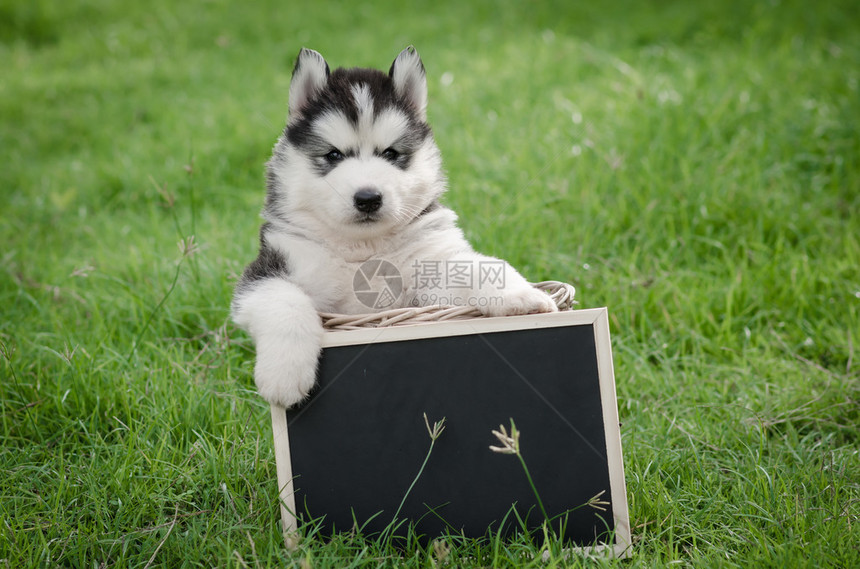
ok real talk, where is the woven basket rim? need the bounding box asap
[319,281,576,331]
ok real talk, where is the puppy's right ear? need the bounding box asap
[390,46,427,121]
[289,48,329,121]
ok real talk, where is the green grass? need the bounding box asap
[2,0,858,566]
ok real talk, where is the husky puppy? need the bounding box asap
[232,47,556,408]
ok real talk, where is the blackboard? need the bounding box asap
[270,308,630,556]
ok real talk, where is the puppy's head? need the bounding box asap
[265,47,446,240]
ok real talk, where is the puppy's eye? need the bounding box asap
[324,149,345,163]
[380,147,400,162]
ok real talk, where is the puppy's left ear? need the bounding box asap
[289,48,330,121]
[389,46,427,121]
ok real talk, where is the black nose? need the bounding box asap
[353,188,383,213]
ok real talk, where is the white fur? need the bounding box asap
[269,108,443,241]
[232,278,324,407]
[261,211,557,317]
[289,48,329,120]
[391,47,428,120]
[233,48,556,408]
[350,83,375,131]
[311,108,411,159]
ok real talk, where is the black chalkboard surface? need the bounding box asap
[270,308,630,556]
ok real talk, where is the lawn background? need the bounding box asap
[1,0,858,566]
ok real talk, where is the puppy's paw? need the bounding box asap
[254,336,320,408]
[232,278,324,409]
[483,286,558,317]
[254,334,322,408]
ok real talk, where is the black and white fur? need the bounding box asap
[232,47,556,408]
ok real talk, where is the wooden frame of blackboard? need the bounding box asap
[270,307,630,557]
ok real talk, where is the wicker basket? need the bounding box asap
[319,281,576,331]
